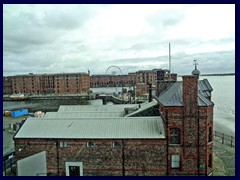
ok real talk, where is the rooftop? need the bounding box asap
[157,79,214,106]
[14,117,165,139]
[44,111,124,118]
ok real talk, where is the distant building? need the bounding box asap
[90,74,135,88]
[3,72,90,95]
[3,69,176,96]
[3,76,13,94]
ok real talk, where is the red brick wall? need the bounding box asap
[14,139,166,176]
[136,83,148,96]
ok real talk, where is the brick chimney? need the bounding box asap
[182,75,198,116]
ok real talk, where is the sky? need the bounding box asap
[3,4,235,76]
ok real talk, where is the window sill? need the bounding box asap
[169,144,182,146]
[208,141,213,145]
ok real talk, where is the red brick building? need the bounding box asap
[157,76,214,175]
[3,72,90,95]
[14,72,214,176]
[90,74,135,88]
[3,69,176,96]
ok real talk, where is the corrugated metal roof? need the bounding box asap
[157,80,214,106]
[125,99,158,117]
[44,111,124,118]
[14,117,165,139]
[58,104,138,112]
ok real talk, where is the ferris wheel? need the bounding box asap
[106,65,122,75]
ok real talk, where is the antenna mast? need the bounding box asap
[169,43,171,79]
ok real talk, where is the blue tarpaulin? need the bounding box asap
[11,109,28,118]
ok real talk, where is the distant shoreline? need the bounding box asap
[179,73,235,77]
[200,73,235,76]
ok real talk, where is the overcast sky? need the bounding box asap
[3,4,235,76]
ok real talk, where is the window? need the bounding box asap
[86,142,95,147]
[113,142,122,147]
[170,128,180,144]
[208,127,212,142]
[171,155,180,169]
[208,154,212,168]
[66,162,83,176]
[59,141,68,147]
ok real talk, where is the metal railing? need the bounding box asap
[3,157,16,175]
[214,131,235,147]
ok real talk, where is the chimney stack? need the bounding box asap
[182,76,198,116]
[148,83,152,102]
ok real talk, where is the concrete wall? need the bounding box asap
[17,151,47,176]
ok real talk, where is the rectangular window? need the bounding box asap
[65,162,83,176]
[59,141,68,148]
[208,127,212,142]
[208,154,212,168]
[113,142,122,147]
[171,155,180,169]
[86,142,95,147]
[170,128,180,144]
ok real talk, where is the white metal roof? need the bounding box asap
[14,117,165,139]
[44,111,124,118]
[125,99,158,117]
[58,104,139,112]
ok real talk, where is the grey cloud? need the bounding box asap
[171,50,235,75]
[128,42,163,51]
[43,5,94,30]
[3,5,95,56]
[146,10,184,27]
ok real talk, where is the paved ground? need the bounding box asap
[213,141,235,176]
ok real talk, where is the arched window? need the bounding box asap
[170,128,180,144]
[208,154,212,168]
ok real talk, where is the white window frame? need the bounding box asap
[171,155,180,169]
[86,142,95,147]
[65,162,83,176]
[59,141,68,148]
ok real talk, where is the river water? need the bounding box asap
[199,75,235,136]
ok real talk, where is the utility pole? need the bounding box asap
[169,43,171,79]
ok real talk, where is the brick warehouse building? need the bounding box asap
[13,71,214,176]
[3,69,175,95]
[3,72,90,95]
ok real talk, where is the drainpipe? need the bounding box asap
[197,108,200,176]
[56,141,60,176]
[122,140,125,176]
[166,110,169,176]
[148,83,152,102]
